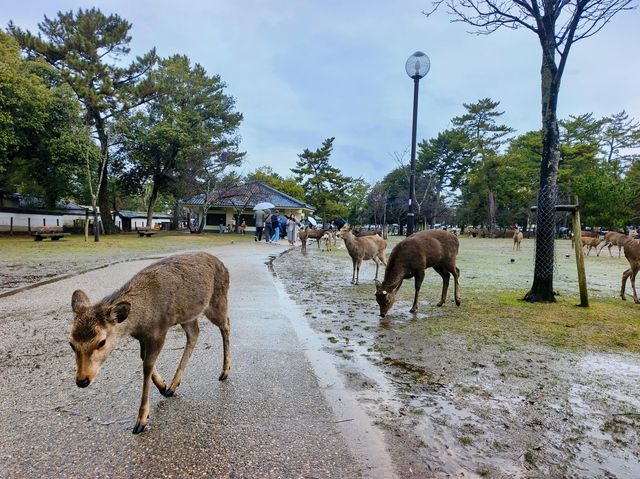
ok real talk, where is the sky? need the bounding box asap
[3,0,639,183]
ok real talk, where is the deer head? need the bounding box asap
[375,280,398,318]
[69,290,130,388]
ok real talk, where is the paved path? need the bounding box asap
[0,243,393,478]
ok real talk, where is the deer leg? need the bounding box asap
[351,258,357,284]
[631,267,640,304]
[140,340,168,395]
[434,265,450,307]
[355,259,362,285]
[410,270,425,313]
[133,336,165,434]
[608,244,614,257]
[372,257,380,281]
[204,300,231,381]
[621,268,631,300]
[596,242,607,256]
[453,266,461,306]
[165,320,200,396]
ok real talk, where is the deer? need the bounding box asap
[621,238,640,303]
[375,229,460,317]
[299,226,329,254]
[513,229,524,251]
[597,230,637,257]
[580,236,602,256]
[337,224,387,284]
[69,252,231,434]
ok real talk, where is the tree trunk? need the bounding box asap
[197,206,207,233]
[487,189,497,237]
[146,181,160,227]
[95,120,116,234]
[524,47,561,303]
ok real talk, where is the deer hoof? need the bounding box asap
[132,423,147,434]
[219,372,228,381]
[161,387,174,397]
[455,300,461,307]
[436,302,444,307]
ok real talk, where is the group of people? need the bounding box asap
[254,209,301,245]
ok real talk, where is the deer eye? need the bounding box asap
[97,339,106,349]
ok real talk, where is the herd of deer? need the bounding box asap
[68,223,640,434]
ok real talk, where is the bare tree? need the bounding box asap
[427,0,636,302]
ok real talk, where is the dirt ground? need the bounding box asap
[273,237,640,478]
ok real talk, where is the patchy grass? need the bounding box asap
[332,235,640,353]
[0,231,253,292]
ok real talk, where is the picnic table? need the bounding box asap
[31,226,70,241]
[136,226,160,237]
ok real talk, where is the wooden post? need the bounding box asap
[28,218,31,233]
[9,217,13,235]
[571,197,589,307]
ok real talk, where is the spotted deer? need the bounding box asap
[69,252,231,434]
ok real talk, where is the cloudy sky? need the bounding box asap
[4,1,639,183]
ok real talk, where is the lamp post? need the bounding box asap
[405,51,430,236]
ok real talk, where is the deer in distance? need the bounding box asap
[69,252,231,434]
[375,229,461,317]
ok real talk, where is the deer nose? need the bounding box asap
[76,378,90,388]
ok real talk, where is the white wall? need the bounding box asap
[0,211,66,232]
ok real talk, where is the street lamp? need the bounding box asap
[405,51,430,236]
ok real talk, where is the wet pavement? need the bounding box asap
[0,243,393,478]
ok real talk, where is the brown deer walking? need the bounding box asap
[69,252,231,434]
[375,229,460,316]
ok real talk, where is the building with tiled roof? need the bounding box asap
[180,181,315,232]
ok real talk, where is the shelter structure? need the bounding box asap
[180,181,315,233]
[114,210,174,232]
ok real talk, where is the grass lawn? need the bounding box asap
[382,235,640,353]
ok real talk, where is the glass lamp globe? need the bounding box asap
[405,51,430,79]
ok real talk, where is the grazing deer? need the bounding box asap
[513,229,524,251]
[338,224,387,284]
[69,252,231,434]
[375,229,460,317]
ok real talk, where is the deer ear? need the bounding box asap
[374,279,382,290]
[71,290,90,313]
[108,302,131,324]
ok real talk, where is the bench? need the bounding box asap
[31,227,70,241]
[136,227,159,237]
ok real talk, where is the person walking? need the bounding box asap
[287,215,298,245]
[240,219,246,235]
[255,209,266,241]
[270,210,280,243]
[263,210,272,243]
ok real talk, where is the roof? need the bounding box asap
[181,181,315,211]
[116,210,173,219]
